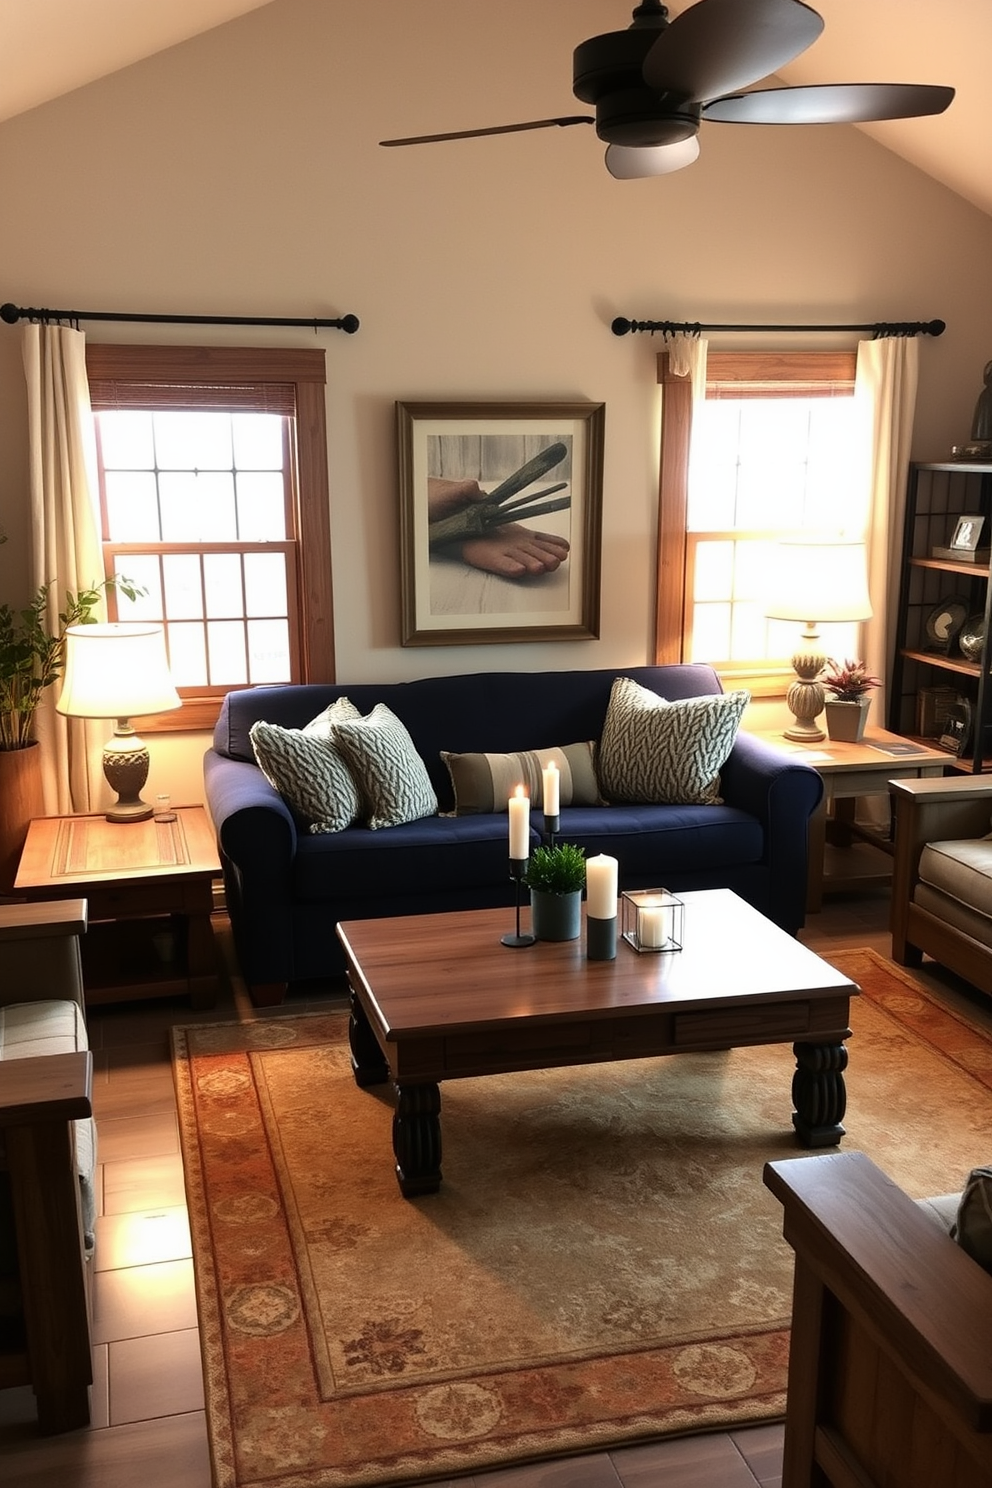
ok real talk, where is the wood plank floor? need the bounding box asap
[4,878,991,1487]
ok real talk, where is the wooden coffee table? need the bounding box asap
[337,888,859,1197]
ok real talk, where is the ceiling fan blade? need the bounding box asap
[643,0,823,102]
[380,117,593,147]
[605,136,701,178]
[704,82,955,125]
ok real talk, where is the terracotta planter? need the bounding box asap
[0,741,46,894]
[530,889,582,942]
[824,699,870,744]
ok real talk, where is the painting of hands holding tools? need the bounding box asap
[398,403,604,647]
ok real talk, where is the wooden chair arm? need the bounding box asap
[0,1050,92,1126]
[0,899,88,1012]
[764,1151,992,1432]
[890,781,992,958]
[0,900,88,942]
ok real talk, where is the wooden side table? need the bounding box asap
[14,805,221,1008]
[750,727,949,911]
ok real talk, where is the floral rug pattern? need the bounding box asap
[172,949,992,1487]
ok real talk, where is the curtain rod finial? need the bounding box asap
[0,303,21,324]
[611,317,633,336]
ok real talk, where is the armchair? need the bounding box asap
[890,775,992,996]
[0,899,95,1434]
[765,1151,992,1488]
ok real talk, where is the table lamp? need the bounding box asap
[56,622,182,822]
[765,539,873,743]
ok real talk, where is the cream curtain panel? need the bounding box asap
[855,335,920,730]
[23,323,106,814]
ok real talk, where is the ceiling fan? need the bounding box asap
[380,0,954,180]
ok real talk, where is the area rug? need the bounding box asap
[172,948,992,1488]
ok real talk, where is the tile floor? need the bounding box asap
[3,880,990,1487]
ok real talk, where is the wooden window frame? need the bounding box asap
[655,350,857,693]
[86,344,335,731]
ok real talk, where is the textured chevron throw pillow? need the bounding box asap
[597,676,749,806]
[249,696,363,833]
[333,703,439,830]
[441,741,601,815]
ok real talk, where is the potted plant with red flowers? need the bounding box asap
[822,658,881,743]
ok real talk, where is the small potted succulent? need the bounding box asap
[822,658,881,743]
[524,841,587,941]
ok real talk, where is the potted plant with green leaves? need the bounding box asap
[524,841,587,941]
[822,658,881,743]
[0,533,142,889]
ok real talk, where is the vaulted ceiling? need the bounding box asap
[1,0,989,217]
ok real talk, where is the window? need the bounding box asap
[656,351,865,691]
[86,345,334,729]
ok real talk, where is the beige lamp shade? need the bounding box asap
[765,539,873,625]
[56,623,181,720]
[57,623,181,823]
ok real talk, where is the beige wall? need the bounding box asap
[1,0,991,806]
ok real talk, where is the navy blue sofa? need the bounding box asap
[203,665,823,1005]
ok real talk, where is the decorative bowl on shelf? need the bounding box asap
[959,614,986,662]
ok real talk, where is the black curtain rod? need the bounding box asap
[0,301,360,334]
[612,316,944,338]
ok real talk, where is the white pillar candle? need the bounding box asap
[542,760,560,817]
[508,785,530,859]
[585,854,618,919]
[637,905,669,948]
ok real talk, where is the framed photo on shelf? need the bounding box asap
[397,400,605,647]
[949,514,985,552]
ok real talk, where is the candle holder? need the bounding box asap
[585,914,617,961]
[502,857,536,947]
[621,889,684,953]
[543,813,559,848]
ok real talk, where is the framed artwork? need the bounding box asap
[397,400,605,646]
[949,514,985,552]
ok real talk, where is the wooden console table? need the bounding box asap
[14,806,221,1007]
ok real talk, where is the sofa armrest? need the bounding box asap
[765,1151,992,1485]
[203,750,299,870]
[890,777,992,959]
[721,732,824,933]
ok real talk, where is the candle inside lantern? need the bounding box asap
[585,854,618,919]
[637,903,669,949]
[508,785,530,860]
[542,759,560,817]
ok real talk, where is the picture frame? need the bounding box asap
[397,400,605,646]
[949,514,985,552]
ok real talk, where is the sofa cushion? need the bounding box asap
[333,703,439,830]
[441,741,600,815]
[250,700,362,834]
[0,1000,96,1249]
[293,812,519,899]
[951,1166,992,1274]
[918,839,992,922]
[597,677,750,806]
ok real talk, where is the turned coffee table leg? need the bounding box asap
[393,1082,442,1197]
[791,1039,849,1147]
[348,985,390,1087]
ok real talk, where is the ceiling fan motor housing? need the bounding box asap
[572,11,700,146]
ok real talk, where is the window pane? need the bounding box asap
[154,411,232,470]
[105,472,161,541]
[203,554,244,620]
[730,602,768,661]
[244,552,288,618]
[693,541,734,601]
[166,621,208,686]
[236,472,287,540]
[690,603,731,663]
[159,472,237,541]
[163,554,204,620]
[232,413,284,470]
[247,619,291,683]
[100,411,154,468]
[113,555,163,619]
[207,621,248,685]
